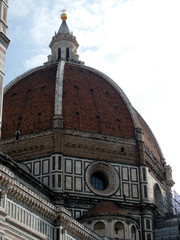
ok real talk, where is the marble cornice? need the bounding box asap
[57,210,102,240]
[0,163,56,220]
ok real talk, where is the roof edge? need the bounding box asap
[4,63,57,94]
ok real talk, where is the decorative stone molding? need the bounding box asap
[135,127,144,142]
[165,165,174,187]
[0,163,56,221]
[55,207,102,240]
[0,33,10,49]
[7,185,56,220]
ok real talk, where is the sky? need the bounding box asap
[5,0,180,193]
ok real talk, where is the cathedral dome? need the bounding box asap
[0,7,176,240]
[2,61,135,138]
[1,13,165,172]
[1,60,164,166]
[2,61,136,138]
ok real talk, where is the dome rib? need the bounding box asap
[54,61,65,115]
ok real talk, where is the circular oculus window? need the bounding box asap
[86,162,119,196]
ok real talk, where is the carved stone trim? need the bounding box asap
[57,210,102,240]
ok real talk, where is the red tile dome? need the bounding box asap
[1,61,164,166]
[2,62,136,139]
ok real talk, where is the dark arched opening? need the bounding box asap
[154,184,163,212]
[114,222,125,239]
[58,48,61,61]
[131,225,136,240]
[94,221,105,236]
[66,47,69,61]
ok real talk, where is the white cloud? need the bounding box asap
[25,51,48,69]
[9,0,37,18]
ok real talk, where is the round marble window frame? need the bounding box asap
[85,161,119,196]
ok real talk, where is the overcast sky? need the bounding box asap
[5,0,180,193]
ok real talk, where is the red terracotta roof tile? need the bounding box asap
[85,201,128,216]
[2,64,57,138]
[62,63,135,138]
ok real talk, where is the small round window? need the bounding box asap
[91,172,109,191]
[86,162,119,196]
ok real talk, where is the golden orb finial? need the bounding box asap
[61,9,67,21]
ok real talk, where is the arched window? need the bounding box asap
[154,184,163,211]
[131,225,136,240]
[114,222,125,239]
[66,47,69,61]
[58,48,61,61]
[94,221,105,236]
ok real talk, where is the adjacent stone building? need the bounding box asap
[0,0,9,136]
[0,5,179,240]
